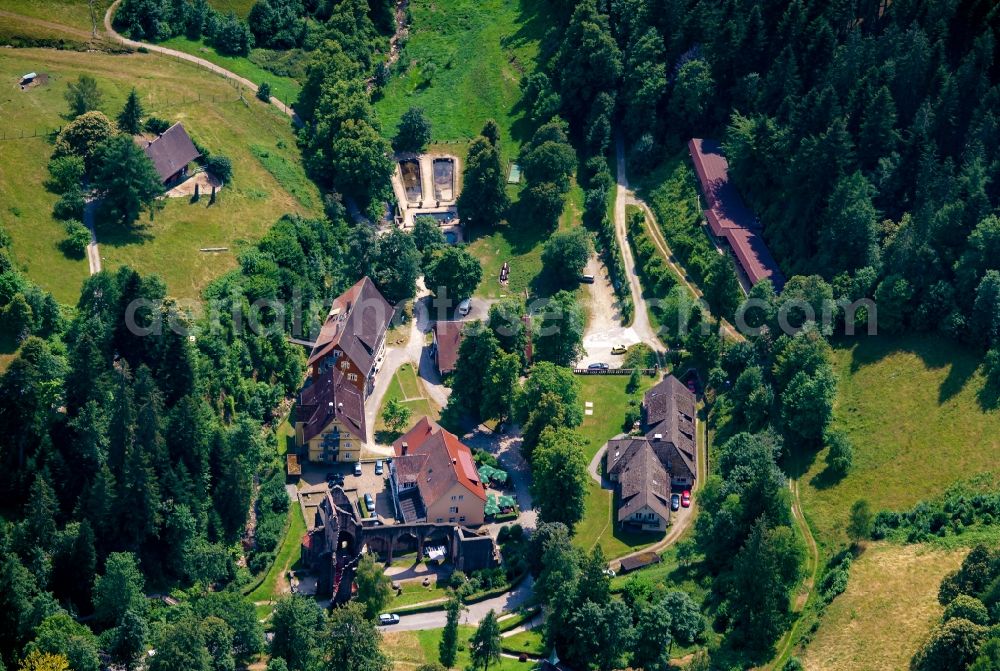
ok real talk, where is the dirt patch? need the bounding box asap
[165,170,223,198]
[18,72,48,90]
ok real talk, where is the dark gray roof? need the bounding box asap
[308,277,395,377]
[617,442,671,522]
[643,376,697,479]
[142,122,200,183]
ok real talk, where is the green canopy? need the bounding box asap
[477,464,508,484]
[497,494,516,509]
[484,494,500,516]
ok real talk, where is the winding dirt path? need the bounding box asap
[767,478,820,669]
[615,137,744,342]
[103,0,302,126]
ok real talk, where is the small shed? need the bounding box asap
[617,551,661,574]
[286,453,301,479]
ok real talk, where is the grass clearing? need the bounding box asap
[375,363,441,443]
[375,0,554,157]
[206,0,257,17]
[250,143,320,210]
[247,501,306,606]
[409,627,537,671]
[0,48,314,303]
[502,629,545,655]
[391,575,451,608]
[572,374,659,558]
[792,334,1000,551]
[799,542,967,671]
[0,0,109,33]
[157,35,302,105]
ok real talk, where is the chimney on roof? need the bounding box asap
[337,402,343,413]
[452,458,457,465]
[653,433,663,442]
[401,441,408,456]
[328,401,335,415]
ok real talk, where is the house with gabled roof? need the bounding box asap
[142,122,201,185]
[604,375,697,530]
[388,417,487,526]
[307,277,395,398]
[294,367,367,463]
[432,320,465,376]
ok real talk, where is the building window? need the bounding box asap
[451,495,457,501]
[340,361,350,370]
[460,516,466,522]
[347,373,358,382]
[458,495,464,501]
[436,518,443,523]
[449,517,456,523]
[449,506,458,514]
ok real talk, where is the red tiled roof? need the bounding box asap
[433,321,465,374]
[392,417,487,504]
[688,138,785,291]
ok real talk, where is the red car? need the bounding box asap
[681,490,691,508]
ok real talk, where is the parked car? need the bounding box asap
[610,345,627,355]
[377,613,400,626]
[670,493,681,511]
[375,459,384,476]
[579,273,595,284]
[354,462,363,477]
[364,493,375,511]
[457,298,472,316]
[681,490,691,508]
[588,362,610,370]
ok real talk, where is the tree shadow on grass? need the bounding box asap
[808,464,847,491]
[94,219,154,247]
[837,333,979,406]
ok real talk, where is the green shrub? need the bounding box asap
[60,220,91,259]
[256,82,272,102]
[205,155,233,183]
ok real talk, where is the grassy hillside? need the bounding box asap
[384,627,535,671]
[0,48,317,303]
[375,0,554,156]
[0,0,108,33]
[794,335,1000,550]
[799,543,967,671]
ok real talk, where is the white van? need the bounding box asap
[457,298,472,316]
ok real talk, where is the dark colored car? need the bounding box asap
[670,493,681,511]
[588,362,610,370]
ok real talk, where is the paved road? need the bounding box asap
[384,576,534,632]
[104,0,302,125]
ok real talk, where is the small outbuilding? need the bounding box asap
[20,72,36,85]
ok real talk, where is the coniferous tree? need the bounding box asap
[116,89,144,135]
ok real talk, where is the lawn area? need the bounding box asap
[391,575,451,609]
[799,542,967,671]
[0,48,315,303]
[0,0,108,33]
[572,374,659,558]
[375,0,554,157]
[794,334,1000,551]
[247,502,306,607]
[157,36,302,105]
[206,0,257,17]
[374,363,441,443]
[501,629,545,656]
[382,626,536,671]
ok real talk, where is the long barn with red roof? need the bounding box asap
[688,138,785,292]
